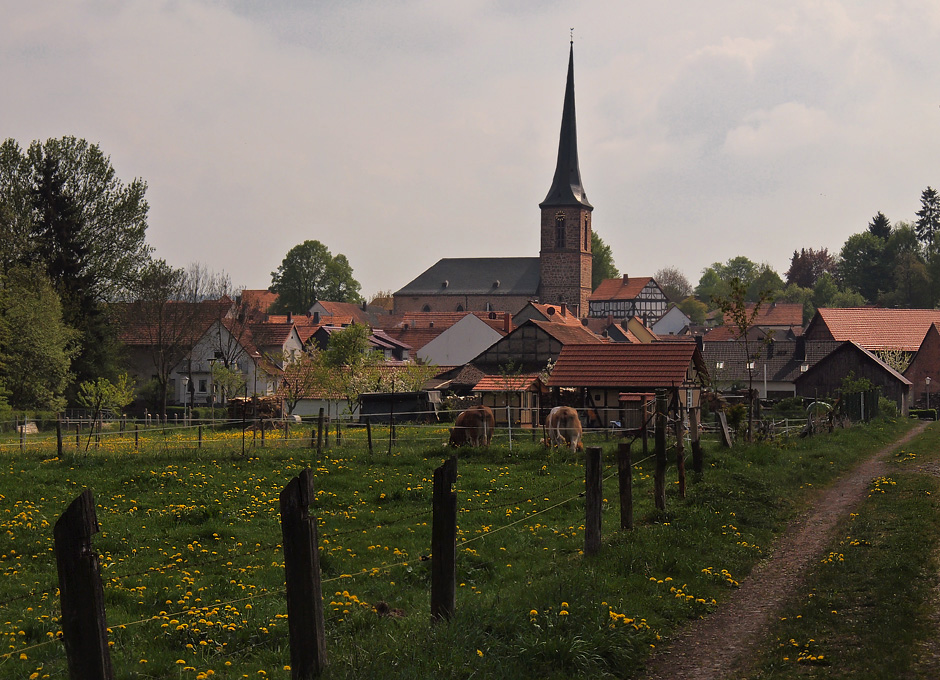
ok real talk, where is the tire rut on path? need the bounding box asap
[640,422,930,680]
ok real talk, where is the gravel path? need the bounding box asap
[640,422,930,680]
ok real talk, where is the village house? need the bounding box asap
[587,275,670,324]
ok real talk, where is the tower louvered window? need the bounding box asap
[555,213,566,248]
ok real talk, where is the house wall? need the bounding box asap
[904,327,940,408]
[651,307,691,336]
[418,315,503,366]
[796,347,910,415]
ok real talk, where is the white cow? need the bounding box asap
[544,406,583,453]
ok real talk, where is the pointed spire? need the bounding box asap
[540,40,592,210]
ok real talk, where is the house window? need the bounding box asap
[198,379,208,393]
[456,304,464,312]
[584,216,590,250]
[746,361,755,370]
[715,361,724,369]
[801,363,809,372]
[555,212,566,248]
[422,304,431,312]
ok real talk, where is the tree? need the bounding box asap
[654,266,692,300]
[591,232,617,289]
[915,186,940,253]
[677,296,707,325]
[270,240,362,313]
[0,136,152,395]
[694,256,776,307]
[838,232,888,302]
[785,248,837,288]
[746,264,784,302]
[868,211,891,240]
[279,350,332,415]
[76,373,135,451]
[712,277,773,442]
[0,266,77,410]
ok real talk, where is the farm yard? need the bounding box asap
[0,415,927,679]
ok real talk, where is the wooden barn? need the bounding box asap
[794,341,911,415]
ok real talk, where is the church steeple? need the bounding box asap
[539,41,592,210]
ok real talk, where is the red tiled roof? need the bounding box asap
[588,276,654,301]
[241,290,278,314]
[474,374,542,391]
[812,308,940,351]
[527,302,584,325]
[248,322,294,348]
[530,319,602,344]
[316,301,372,325]
[548,343,702,388]
[724,302,803,327]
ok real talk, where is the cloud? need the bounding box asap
[722,102,835,158]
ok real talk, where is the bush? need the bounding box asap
[878,397,899,419]
[909,408,935,421]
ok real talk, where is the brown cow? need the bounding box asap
[544,406,583,452]
[449,405,495,447]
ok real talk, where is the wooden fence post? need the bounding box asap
[585,447,602,555]
[198,425,203,449]
[366,417,373,455]
[317,408,324,455]
[431,455,458,622]
[75,423,80,448]
[280,468,327,679]
[690,406,703,474]
[336,420,343,447]
[135,424,139,452]
[19,416,24,452]
[654,392,667,511]
[261,419,266,448]
[57,417,63,458]
[675,395,686,499]
[618,442,633,530]
[54,490,114,680]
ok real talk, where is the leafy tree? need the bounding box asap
[712,277,773,442]
[693,268,728,306]
[677,296,707,325]
[322,324,376,368]
[785,248,837,288]
[915,186,940,253]
[0,266,77,410]
[270,240,362,313]
[211,362,247,404]
[838,232,888,302]
[76,373,135,451]
[280,349,331,415]
[780,283,815,324]
[695,256,778,307]
[881,251,931,308]
[591,232,618,289]
[0,136,152,395]
[746,264,784,302]
[868,211,892,240]
[654,266,692,300]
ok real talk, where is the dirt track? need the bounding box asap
[640,422,930,680]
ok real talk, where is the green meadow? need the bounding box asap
[0,417,923,679]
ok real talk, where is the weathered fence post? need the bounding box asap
[198,425,203,449]
[261,419,266,448]
[675,396,686,499]
[336,420,343,447]
[618,441,633,530]
[19,417,24,452]
[690,406,703,474]
[366,417,373,455]
[57,417,63,458]
[134,424,139,452]
[585,446,602,555]
[431,455,458,622]
[324,417,330,449]
[280,468,327,678]
[316,408,324,455]
[54,490,114,680]
[654,392,667,511]
[75,423,80,448]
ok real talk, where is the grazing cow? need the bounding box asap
[449,405,495,447]
[544,406,583,452]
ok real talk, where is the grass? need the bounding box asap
[0,417,919,679]
[748,422,940,679]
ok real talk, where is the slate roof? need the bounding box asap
[394,257,540,296]
[380,327,447,353]
[548,343,705,388]
[588,276,656,302]
[807,308,940,351]
[703,340,843,383]
[381,311,513,333]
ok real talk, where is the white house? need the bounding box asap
[417,314,505,366]
[651,305,692,336]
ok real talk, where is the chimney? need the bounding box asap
[287,312,293,324]
[695,335,704,352]
[623,273,629,282]
[503,312,511,333]
[362,300,368,311]
[560,303,567,317]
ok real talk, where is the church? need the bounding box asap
[393,42,594,318]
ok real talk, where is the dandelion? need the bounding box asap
[477,649,483,657]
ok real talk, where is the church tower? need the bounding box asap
[539,40,593,317]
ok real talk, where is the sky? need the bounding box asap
[4,1,940,300]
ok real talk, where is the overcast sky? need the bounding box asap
[5,1,940,299]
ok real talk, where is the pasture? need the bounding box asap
[0,416,915,679]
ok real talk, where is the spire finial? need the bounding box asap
[570,27,574,44]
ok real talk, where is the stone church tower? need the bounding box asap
[538,41,593,317]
